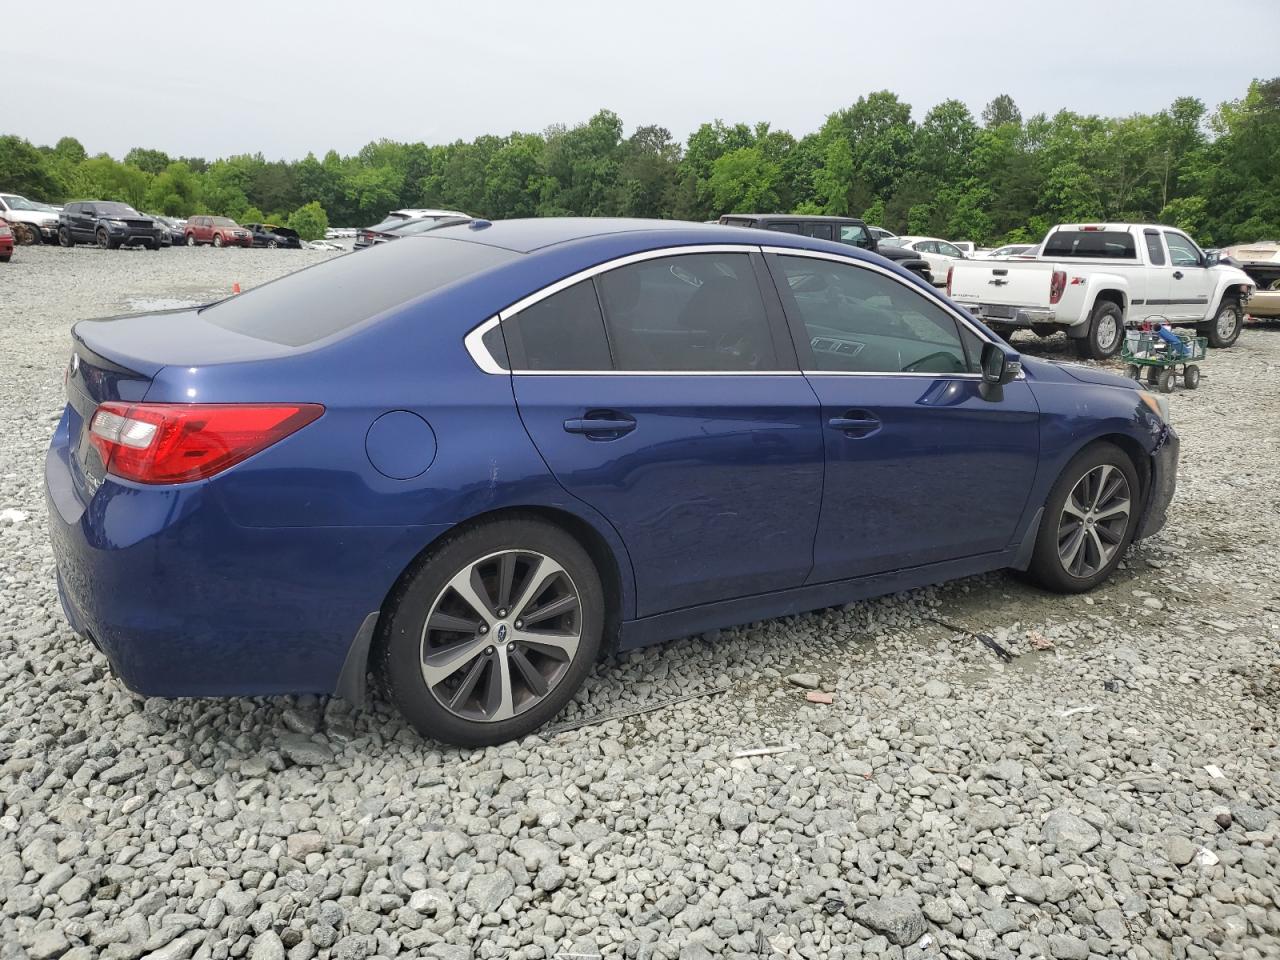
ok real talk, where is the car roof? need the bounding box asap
[720,213,864,224]
[414,217,884,256]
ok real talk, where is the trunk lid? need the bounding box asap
[65,308,297,496]
[949,262,1057,310]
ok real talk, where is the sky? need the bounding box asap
[9,1,1280,161]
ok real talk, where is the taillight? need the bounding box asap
[1049,270,1067,305]
[946,266,954,295]
[0,225,11,238]
[88,402,323,484]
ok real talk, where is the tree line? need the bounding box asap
[1,79,1277,245]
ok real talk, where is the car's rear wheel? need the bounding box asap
[213,233,224,248]
[378,518,603,746]
[1074,301,1124,360]
[1027,443,1140,593]
[1202,297,1242,349]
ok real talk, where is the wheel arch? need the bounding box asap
[1091,287,1127,313]
[1063,432,1152,516]
[350,504,633,698]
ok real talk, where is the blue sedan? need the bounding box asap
[45,218,1178,746]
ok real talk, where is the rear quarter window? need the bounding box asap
[1042,231,1137,259]
[201,237,517,347]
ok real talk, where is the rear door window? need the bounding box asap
[1143,230,1166,266]
[202,237,517,347]
[503,280,612,371]
[802,222,834,241]
[764,222,802,235]
[774,255,976,374]
[596,253,781,371]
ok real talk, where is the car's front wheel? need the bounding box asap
[1027,443,1140,593]
[186,234,197,246]
[58,228,73,248]
[378,518,604,746]
[212,233,224,247]
[1202,297,1242,349]
[96,228,113,250]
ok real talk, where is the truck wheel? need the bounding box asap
[17,223,40,245]
[96,228,114,250]
[1074,301,1124,360]
[1202,297,1242,349]
[58,228,73,248]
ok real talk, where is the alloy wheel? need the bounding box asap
[1057,464,1131,578]
[419,550,582,723]
[1216,305,1238,339]
[1096,315,1119,353]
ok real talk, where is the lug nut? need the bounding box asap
[485,646,494,654]
[514,620,523,629]
[478,624,488,634]
[497,608,507,617]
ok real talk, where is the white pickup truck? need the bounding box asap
[0,194,61,245]
[946,223,1255,359]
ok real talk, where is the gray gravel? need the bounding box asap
[2,244,1278,959]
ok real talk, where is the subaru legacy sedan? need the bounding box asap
[46,219,1178,746]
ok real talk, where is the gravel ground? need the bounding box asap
[1,245,1277,960]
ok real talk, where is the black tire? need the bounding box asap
[186,234,197,247]
[1157,369,1175,393]
[1073,301,1125,360]
[1202,297,1242,349]
[58,228,73,248]
[1183,364,1201,390]
[0,255,10,263]
[1026,443,1141,593]
[377,517,604,747]
[1124,364,1140,380]
[96,228,114,250]
[267,239,278,249]
[1145,367,1159,385]
[212,233,224,248]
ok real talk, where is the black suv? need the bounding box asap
[59,202,163,250]
[717,214,933,284]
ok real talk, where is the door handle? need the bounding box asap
[563,414,636,437]
[1172,271,1183,280]
[828,413,881,436]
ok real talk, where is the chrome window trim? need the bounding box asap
[461,241,1024,380]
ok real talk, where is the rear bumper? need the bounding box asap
[960,303,1057,327]
[44,412,446,698]
[1137,425,1178,540]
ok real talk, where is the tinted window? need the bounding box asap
[802,222,834,241]
[839,224,870,246]
[1042,230,1137,259]
[764,222,802,235]
[203,237,518,347]
[776,256,975,374]
[1164,231,1200,267]
[480,324,509,370]
[596,253,780,371]
[1143,230,1166,265]
[505,279,611,371]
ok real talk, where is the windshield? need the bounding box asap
[97,202,141,217]
[1,195,40,211]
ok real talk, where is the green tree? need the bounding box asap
[982,94,1022,129]
[708,146,780,213]
[124,147,172,175]
[287,201,328,241]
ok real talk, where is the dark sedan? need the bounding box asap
[244,223,302,249]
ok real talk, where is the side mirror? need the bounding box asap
[1203,249,1220,267]
[979,341,1021,401]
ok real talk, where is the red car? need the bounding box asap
[0,218,13,262]
[184,215,253,248]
